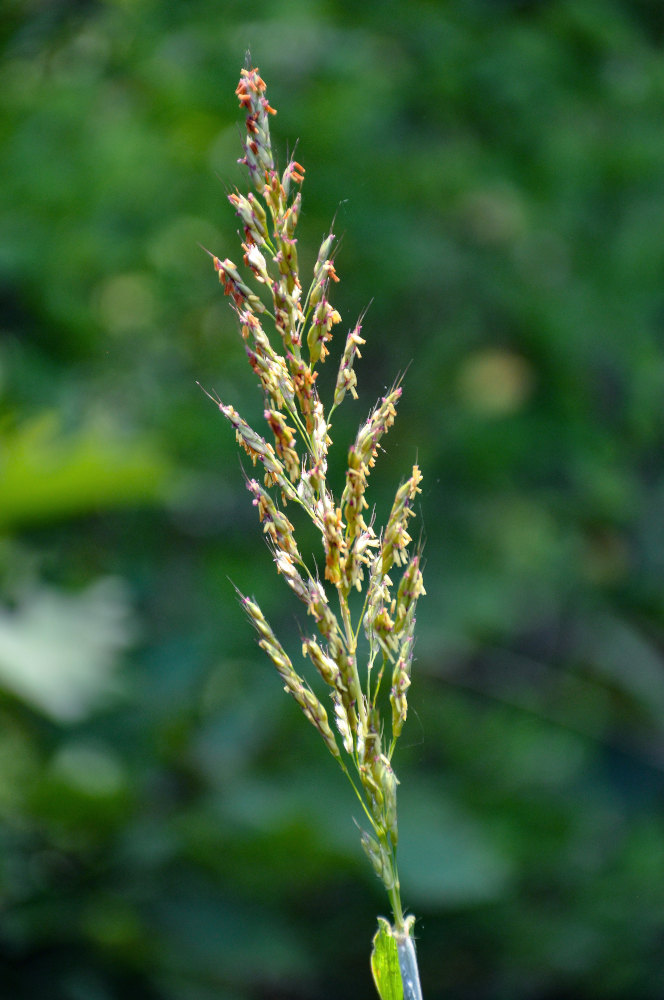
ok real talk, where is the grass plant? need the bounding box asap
[202,57,425,1000]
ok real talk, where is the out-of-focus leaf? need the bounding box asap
[578,612,664,719]
[398,780,513,905]
[0,578,134,720]
[0,412,171,530]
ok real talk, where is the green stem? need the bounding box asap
[382,835,404,931]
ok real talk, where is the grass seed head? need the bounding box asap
[209,62,426,925]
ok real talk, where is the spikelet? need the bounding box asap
[390,616,416,742]
[209,252,266,312]
[301,637,340,688]
[215,401,284,486]
[228,190,268,245]
[334,320,366,406]
[264,409,300,482]
[394,553,426,633]
[381,465,423,575]
[246,478,299,560]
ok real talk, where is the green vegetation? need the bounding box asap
[3,2,664,998]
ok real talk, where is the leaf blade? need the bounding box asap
[371,917,403,1000]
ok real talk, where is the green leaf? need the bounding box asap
[0,412,171,531]
[371,917,403,1000]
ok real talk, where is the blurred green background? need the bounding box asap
[3,0,664,997]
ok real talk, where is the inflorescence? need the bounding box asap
[204,62,425,932]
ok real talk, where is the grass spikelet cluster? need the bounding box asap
[202,57,425,1000]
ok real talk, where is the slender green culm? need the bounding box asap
[203,56,425,1000]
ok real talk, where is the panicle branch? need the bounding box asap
[240,592,341,759]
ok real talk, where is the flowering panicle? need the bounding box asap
[202,63,425,971]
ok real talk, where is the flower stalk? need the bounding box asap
[204,59,424,1000]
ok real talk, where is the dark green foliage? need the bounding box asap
[2,1,664,997]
